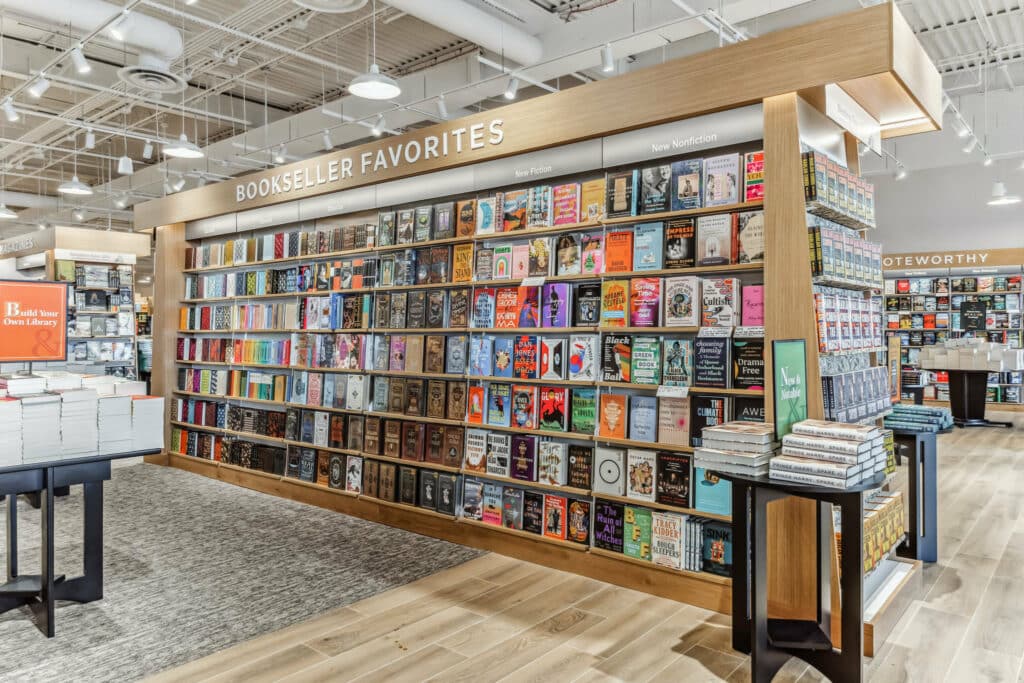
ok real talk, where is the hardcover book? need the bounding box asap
[732,396,765,422]
[464,429,488,473]
[552,183,581,225]
[580,178,606,220]
[651,511,683,569]
[539,386,568,431]
[511,244,530,280]
[437,473,458,515]
[378,212,396,247]
[462,477,484,519]
[736,210,765,263]
[664,217,697,269]
[600,334,631,382]
[492,245,512,279]
[443,426,465,467]
[732,337,765,390]
[476,196,499,235]
[482,483,503,524]
[629,278,661,327]
[511,384,538,429]
[542,283,570,328]
[540,337,567,379]
[414,205,433,242]
[567,499,591,544]
[529,237,553,276]
[594,500,625,552]
[600,280,629,328]
[570,387,597,435]
[630,336,661,385]
[656,451,692,507]
[694,335,731,388]
[452,243,474,283]
[399,466,418,505]
[543,494,567,540]
[456,199,476,237]
[568,335,599,381]
[446,334,468,374]
[493,337,514,378]
[379,463,397,501]
[574,283,601,326]
[503,190,529,232]
[623,505,653,560]
[467,385,486,424]
[568,444,594,489]
[628,395,658,442]
[633,222,664,271]
[502,487,524,529]
[475,247,494,281]
[426,379,447,419]
[433,202,455,240]
[694,467,732,516]
[703,520,734,576]
[580,234,604,274]
[703,153,740,206]
[556,234,581,275]
[527,185,552,227]
[486,382,512,427]
[537,441,567,485]
[640,164,671,214]
[511,435,538,482]
[494,287,519,329]
[741,285,764,326]
[626,449,657,502]
[425,335,446,374]
[486,432,511,478]
[512,335,539,379]
[396,209,415,244]
[690,395,728,447]
[701,277,741,327]
[599,393,628,439]
[744,151,765,202]
[517,286,541,328]
[606,169,638,218]
[663,338,694,386]
[670,158,702,211]
[472,288,496,328]
[604,231,634,273]
[523,490,545,534]
[418,470,438,510]
[696,213,736,266]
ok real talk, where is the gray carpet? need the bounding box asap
[0,463,483,682]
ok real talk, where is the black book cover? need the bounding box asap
[693,336,730,388]
[702,521,733,577]
[600,334,631,382]
[299,449,317,482]
[426,290,447,329]
[415,248,432,285]
[418,470,439,510]
[732,338,764,390]
[328,454,345,489]
[522,490,545,534]
[593,500,625,552]
[664,218,696,269]
[574,283,601,326]
[639,164,671,214]
[437,474,458,515]
[399,466,418,504]
[567,444,593,489]
[655,452,691,508]
[690,395,728,447]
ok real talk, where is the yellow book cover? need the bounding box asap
[580,178,607,221]
[452,243,474,283]
[224,240,234,266]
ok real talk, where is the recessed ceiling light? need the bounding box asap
[58,175,93,196]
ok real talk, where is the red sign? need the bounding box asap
[0,280,68,362]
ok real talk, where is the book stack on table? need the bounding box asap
[771,419,886,489]
[883,403,953,432]
[694,422,778,477]
[56,389,100,458]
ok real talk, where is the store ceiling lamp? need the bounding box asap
[164,132,204,159]
[58,175,93,196]
[983,156,994,167]
[954,119,970,138]
[601,43,615,73]
[293,0,367,12]
[108,10,130,42]
[27,76,50,99]
[172,175,186,193]
[349,0,400,100]
[894,165,907,181]
[142,139,153,159]
[0,204,18,219]
[72,208,86,222]
[117,154,134,175]
[84,129,96,150]
[2,98,18,123]
[988,181,1021,206]
[272,145,287,164]
[371,114,385,137]
[114,194,129,209]
[70,46,91,75]
[962,137,978,154]
[436,95,448,120]
[321,129,332,152]
[504,77,519,100]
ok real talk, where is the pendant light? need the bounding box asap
[348,0,400,100]
[988,181,1021,206]
[117,109,133,175]
[58,132,93,196]
[164,132,203,158]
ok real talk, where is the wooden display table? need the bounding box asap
[945,369,1013,428]
[716,471,885,683]
[0,449,160,637]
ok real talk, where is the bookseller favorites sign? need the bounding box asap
[772,339,808,441]
[0,280,68,362]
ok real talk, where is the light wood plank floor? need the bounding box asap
[147,412,1024,683]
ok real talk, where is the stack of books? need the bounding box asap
[883,403,953,432]
[20,394,62,463]
[0,374,48,397]
[0,398,22,467]
[57,389,100,459]
[81,375,119,396]
[98,395,133,455]
[131,396,166,451]
[771,419,885,489]
[694,421,778,477]
[40,372,84,392]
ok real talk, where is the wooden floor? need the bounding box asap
[147,412,1024,683]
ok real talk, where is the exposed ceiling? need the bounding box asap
[0,0,1016,256]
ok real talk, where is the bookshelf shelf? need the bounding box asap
[286,402,363,415]
[474,219,602,242]
[469,326,599,334]
[469,375,595,387]
[371,411,466,427]
[599,199,763,226]
[588,547,732,584]
[290,479,361,497]
[364,453,462,474]
[598,326,699,334]
[458,517,589,551]
[592,492,732,521]
[469,471,591,497]
[594,436,693,453]
[593,382,764,396]
[284,440,359,455]
[218,461,283,481]
[365,496,459,520]
[172,390,285,406]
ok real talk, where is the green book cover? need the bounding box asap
[570,387,596,435]
[630,336,662,385]
[624,506,652,560]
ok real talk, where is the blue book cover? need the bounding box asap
[670,159,703,211]
[628,395,658,442]
[486,382,512,427]
[694,467,732,516]
[470,336,493,377]
[633,222,664,271]
[541,283,570,328]
[493,337,515,378]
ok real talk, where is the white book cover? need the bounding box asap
[313,411,330,447]
[626,449,657,502]
[485,432,511,477]
[567,335,599,381]
[651,511,684,570]
[702,153,740,206]
[537,441,568,485]
[464,428,488,472]
[593,446,626,495]
[664,276,700,328]
[346,374,367,411]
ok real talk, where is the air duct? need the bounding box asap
[384,0,543,66]
[0,0,186,93]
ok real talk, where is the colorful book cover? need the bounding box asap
[701,277,741,327]
[539,386,567,431]
[396,209,415,244]
[482,483,503,525]
[703,153,740,207]
[656,451,692,507]
[630,336,661,385]
[599,392,628,439]
[470,336,494,376]
[475,247,494,281]
[694,467,732,516]
[503,190,529,232]
[580,178,606,220]
[604,231,634,273]
[568,335,598,381]
[464,430,488,473]
[502,487,524,529]
[452,242,475,282]
[456,199,476,237]
[512,335,539,379]
[494,287,519,329]
[696,213,736,266]
[628,396,658,442]
[556,234,581,275]
[633,222,664,271]
[476,196,498,235]
[736,210,765,264]
[600,280,629,328]
[606,169,638,218]
[574,283,601,326]
[492,245,512,279]
[651,511,683,569]
[467,385,486,424]
[493,337,514,378]
[511,244,531,280]
[511,384,538,429]
[486,382,512,427]
[543,494,568,540]
[626,449,657,501]
[594,501,624,552]
[580,234,604,274]
[552,183,581,225]
[664,217,696,269]
[517,286,541,328]
[542,283,570,328]
[744,151,765,202]
[600,334,631,382]
[690,396,728,447]
[527,185,552,227]
[670,158,702,211]
[567,499,591,544]
[658,396,692,446]
[741,285,764,326]
[693,335,731,388]
[623,506,652,560]
[511,435,538,482]
[703,521,734,577]
[414,205,433,242]
[629,278,661,327]
[663,338,694,386]
[664,276,700,328]
[640,164,672,214]
[528,237,553,277]
[571,387,597,435]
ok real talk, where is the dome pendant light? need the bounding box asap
[988,181,1021,206]
[59,133,92,196]
[117,155,134,175]
[349,0,400,101]
[164,132,204,158]
[0,203,17,219]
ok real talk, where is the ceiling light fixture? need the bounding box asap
[436,95,448,120]
[894,165,907,181]
[371,114,385,137]
[163,179,172,195]
[70,46,91,74]
[0,204,17,220]
[27,76,50,99]
[954,119,969,138]
[988,181,1021,206]
[117,154,134,175]
[504,77,519,100]
[114,194,129,209]
[197,175,208,187]
[2,98,18,123]
[142,140,153,159]
[348,0,401,100]
[983,156,994,167]
[172,175,186,193]
[321,129,332,151]
[108,10,130,41]
[601,43,615,73]
[164,132,204,158]
[58,175,93,196]
[185,0,198,4]
[84,129,96,149]
[963,138,978,154]
[71,208,86,222]
[273,145,287,164]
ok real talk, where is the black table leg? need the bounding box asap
[7,493,17,580]
[816,500,832,636]
[732,481,751,654]
[55,481,104,603]
[38,469,55,638]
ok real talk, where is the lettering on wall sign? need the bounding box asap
[882,248,1024,269]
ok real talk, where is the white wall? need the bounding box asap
[872,158,1024,253]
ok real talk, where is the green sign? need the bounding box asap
[772,339,808,441]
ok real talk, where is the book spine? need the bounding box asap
[790,424,874,441]
[782,433,865,455]
[780,445,865,464]
[769,468,853,489]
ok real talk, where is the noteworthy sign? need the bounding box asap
[0,280,68,362]
[772,339,808,441]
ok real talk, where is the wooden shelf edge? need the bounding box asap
[362,496,457,520]
[599,199,763,226]
[587,547,731,584]
[458,516,588,551]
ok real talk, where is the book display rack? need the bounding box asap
[140,2,942,654]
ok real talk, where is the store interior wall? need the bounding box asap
[872,158,1024,253]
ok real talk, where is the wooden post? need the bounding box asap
[148,223,185,465]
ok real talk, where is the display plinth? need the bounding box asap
[945,369,1014,428]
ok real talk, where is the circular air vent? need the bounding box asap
[293,0,367,12]
[118,65,188,94]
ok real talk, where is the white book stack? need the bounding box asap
[57,389,99,459]
[131,396,166,451]
[81,374,118,396]
[770,419,885,489]
[97,395,133,455]
[39,372,83,391]
[0,374,48,397]
[20,394,62,463]
[0,397,23,467]
[694,421,779,477]
[114,380,148,396]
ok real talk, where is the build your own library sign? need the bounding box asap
[0,280,68,362]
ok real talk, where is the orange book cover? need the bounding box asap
[599,393,628,439]
[467,385,486,423]
[456,199,476,237]
[604,231,634,273]
[453,243,474,283]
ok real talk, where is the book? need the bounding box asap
[437,473,458,515]
[445,334,468,374]
[599,393,628,439]
[512,335,539,379]
[502,487,524,529]
[452,243,474,283]
[663,276,700,328]
[517,286,541,328]
[482,483,503,524]
[492,245,512,279]
[694,335,731,388]
[529,237,553,276]
[652,511,684,569]
[702,521,733,577]
[600,280,629,327]
[414,206,433,242]
[736,210,765,263]
[732,337,764,390]
[456,199,476,237]
[570,387,597,435]
[741,285,764,326]
[606,169,638,218]
[580,178,606,220]
[696,213,736,266]
[511,244,530,280]
[540,337,567,379]
[552,183,581,225]
[604,231,634,273]
[539,386,567,431]
[600,334,631,382]
[574,283,601,326]
[702,277,741,327]
[399,466,418,504]
[443,426,464,468]
[448,383,468,421]
[623,506,652,560]
[630,337,661,385]
[594,501,624,552]
[555,234,581,275]
[664,217,696,268]
[467,385,486,423]
[732,397,765,422]
[568,444,593,489]
[486,382,512,427]
[542,283,571,328]
[744,151,765,202]
[656,451,691,507]
[640,164,671,214]
[494,287,519,329]
[511,385,538,429]
[476,196,499,235]
[626,449,657,501]
[434,202,455,240]
[523,490,545,534]
[543,494,567,540]
[511,435,538,482]
[472,288,496,328]
[475,248,494,281]
[486,432,511,477]
[464,429,488,473]
[567,499,591,544]
[690,395,728,447]
[396,209,415,244]
[594,447,626,495]
[663,338,694,386]
[527,185,552,227]
[703,153,740,206]
[670,159,702,211]
[503,190,529,231]
[694,467,731,516]
[633,222,664,270]
[628,395,658,442]
[537,441,567,485]
[629,278,661,327]
[462,477,484,519]
[580,234,604,274]
[568,335,599,381]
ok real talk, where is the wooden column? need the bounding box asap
[762,93,823,620]
[148,223,185,465]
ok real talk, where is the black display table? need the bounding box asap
[715,471,885,683]
[0,449,160,637]
[945,369,1013,428]
[890,429,938,563]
